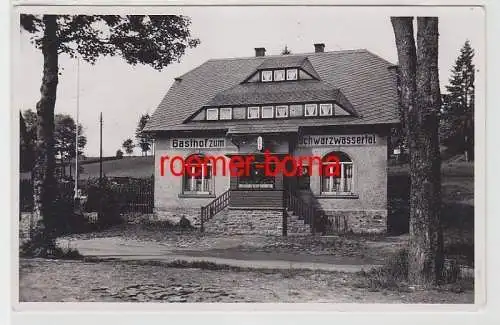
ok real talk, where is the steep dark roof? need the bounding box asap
[145,49,400,132]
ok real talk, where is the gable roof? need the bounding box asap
[145,49,400,132]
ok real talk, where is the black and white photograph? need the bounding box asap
[13,4,485,309]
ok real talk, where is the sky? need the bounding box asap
[15,6,484,157]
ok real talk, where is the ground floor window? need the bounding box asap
[183,154,213,195]
[321,151,354,195]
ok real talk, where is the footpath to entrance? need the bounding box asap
[59,237,383,273]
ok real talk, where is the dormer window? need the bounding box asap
[261,71,272,82]
[286,69,298,80]
[220,107,232,120]
[262,106,274,118]
[248,106,260,119]
[320,103,333,116]
[273,70,285,81]
[304,104,318,116]
[206,108,219,120]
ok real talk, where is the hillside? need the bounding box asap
[20,156,155,180]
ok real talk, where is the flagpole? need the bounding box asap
[74,58,80,199]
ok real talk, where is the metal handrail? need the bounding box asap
[200,189,231,232]
[284,191,324,234]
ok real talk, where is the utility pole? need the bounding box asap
[99,112,103,183]
[74,58,80,199]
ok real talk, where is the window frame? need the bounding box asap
[321,155,355,196]
[273,69,286,82]
[261,106,274,119]
[261,70,273,82]
[206,108,219,121]
[275,105,289,118]
[247,106,260,119]
[304,104,318,117]
[182,157,214,196]
[319,103,333,116]
[286,68,298,81]
[219,107,232,120]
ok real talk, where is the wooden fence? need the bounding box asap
[19,177,154,214]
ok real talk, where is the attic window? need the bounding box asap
[220,107,232,120]
[261,71,272,82]
[206,108,219,120]
[286,69,298,80]
[248,106,260,119]
[304,104,318,117]
[320,103,333,116]
[273,70,285,81]
[262,106,274,119]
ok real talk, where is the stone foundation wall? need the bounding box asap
[127,207,387,235]
[146,207,201,227]
[204,209,284,235]
[324,210,387,234]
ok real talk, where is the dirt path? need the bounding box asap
[19,258,473,304]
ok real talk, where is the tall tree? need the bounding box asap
[440,40,475,161]
[21,14,199,253]
[135,113,152,156]
[391,16,444,285]
[122,138,135,156]
[54,114,87,177]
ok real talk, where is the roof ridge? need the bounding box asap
[206,49,368,62]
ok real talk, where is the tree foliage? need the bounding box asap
[54,114,87,170]
[122,138,134,155]
[135,113,152,156]
[440,40,475,161]
[21,109,87,174]
[21,15,200,68]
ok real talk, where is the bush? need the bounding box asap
[85,178,124,227]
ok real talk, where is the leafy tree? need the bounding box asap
[122,138,134,156]
[20,14,200,254]
[22,109,37,139]
[115,149,124,158]
[281,45,292,55]
[20,112,35,172]
[392,17,443,285]
[54,114,87,177]
[135,113,152,156]
[440,40,475,161]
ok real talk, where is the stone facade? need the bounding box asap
[204,209,284,235]
[323,210,387,234]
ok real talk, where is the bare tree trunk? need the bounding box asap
[413,17,443,284]
[391,17,416,140]
[32,15,59,250]
[391,16,444,285]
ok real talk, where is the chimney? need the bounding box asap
[314,43,325,53]
[255,47,266,57]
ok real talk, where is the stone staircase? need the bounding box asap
[286,210,312,235]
